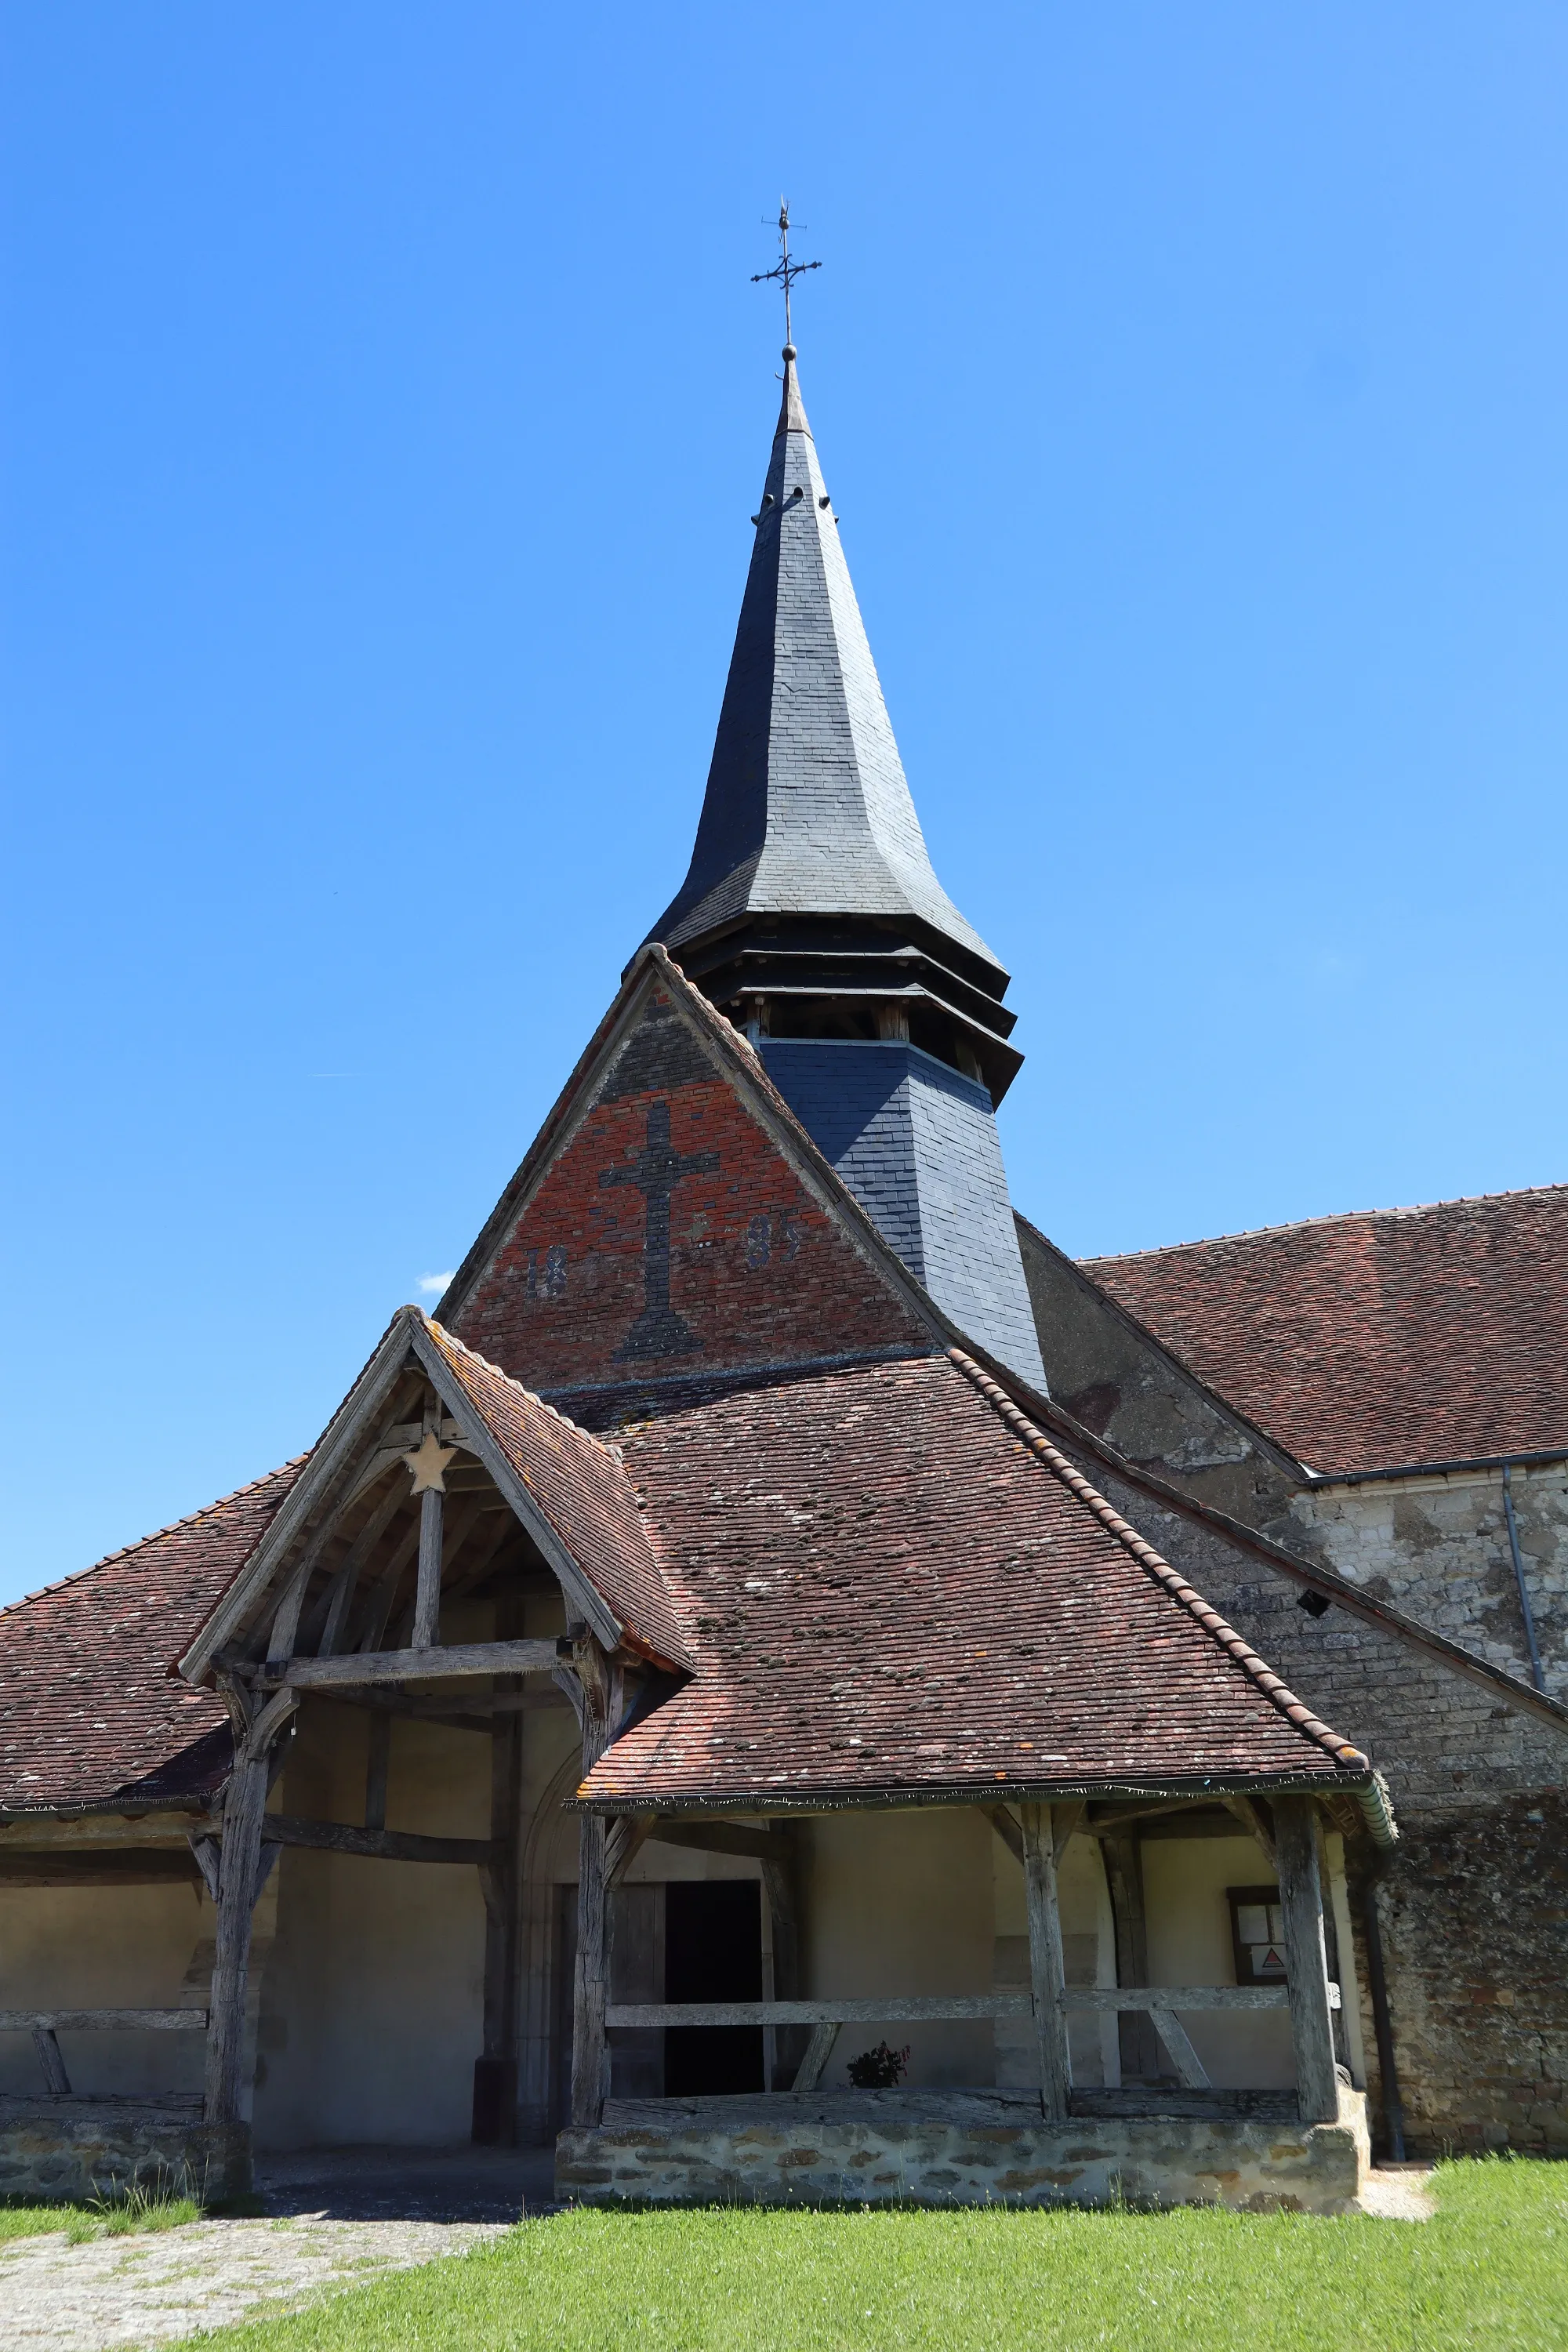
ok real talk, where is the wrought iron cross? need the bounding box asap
[751,199,820,350]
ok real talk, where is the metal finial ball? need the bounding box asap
[782,344,797,362]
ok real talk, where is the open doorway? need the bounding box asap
[663,1882,764,2096]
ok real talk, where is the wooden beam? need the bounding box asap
[265,1555,314,1668]
[761,1852,803,2091]
[0,1850,201,1889]
[1148,2009,1211,2090]
[363,1713,390,1835]
[475,1617,526,2147]
[1223,1794,1278,1871]
[791,2021,840,2091]
[1058,1986,1288,2012]
[1101,1832,1159,2082]
[31,2029,70,2096]
[0,1813,218,1853]
[0,2009,208,2031]
[244,1687,298,1762]
[606,1818,655,1886]
[441,1511,526,1607]
[605,1995,1034,2027]
[1275,1797,1340,2125]
[982,1805,1025,1867]
[412,1488,445,1650]
[1020,1802,1072,2125]
[570,1640,618,2129]
[350,1522,420,1654]
[263,1815,494,1867]
[203,1748,270,2151]
[313,1488,403,1657]
[1051,1799,1087,1864]
[270,1639,561,1690]
[643,1821,796,1864]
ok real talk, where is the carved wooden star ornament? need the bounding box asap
[403,1430,456,1495]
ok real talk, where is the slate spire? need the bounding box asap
[641,341,1044,1386]
[645,348,1022,1100]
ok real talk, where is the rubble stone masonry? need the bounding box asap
[1288,1465,1567,1702]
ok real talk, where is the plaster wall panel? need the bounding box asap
[0,1882,209,2101]
[254,1692,492,2150]
[800,1806,995,2088]
[1140,1835,1295,2089]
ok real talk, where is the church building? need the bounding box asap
[2,332,1563,2214]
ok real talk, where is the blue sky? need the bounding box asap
[4,4,1566,1600]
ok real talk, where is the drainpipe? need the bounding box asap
[1501,1465,1548,1694]
[1360,1864,1406,2162]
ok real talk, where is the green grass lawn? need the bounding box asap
[183,2158,1563,2352]
[0,2187,201,2244]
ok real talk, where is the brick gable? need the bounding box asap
[450,981,930,1392]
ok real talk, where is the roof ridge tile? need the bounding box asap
[1081,1180,1568,1266]
[946,1348,1369,1772]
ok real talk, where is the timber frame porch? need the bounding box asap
[569,1791,1353,2131]
[2,1306,1387,2210]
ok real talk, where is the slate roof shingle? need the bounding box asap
[579,1354,1370,1810]
[1083,1187,1568,1476]
[0,1463,302,1814]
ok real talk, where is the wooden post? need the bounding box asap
[569,1639,619,2129]
[1274,1796,1340,2125]
[760,1854,803,2090]
[412,1488,444,1650]
[31,2027,71,2097]
[474,1632,525,2143]
[363,1712,390,1835]
[1102,1833,1159,2081]
[202,1744,272,2190]
[1019,1801,1072,2124]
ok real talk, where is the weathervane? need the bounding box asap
[751,199,820,354]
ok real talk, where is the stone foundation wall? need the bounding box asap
[1357,1795,1568,2158]
[557,2090,1369,2214]
[0,2101,240,2205]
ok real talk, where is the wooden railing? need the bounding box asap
[604,1986,1293,2096]
[0,2009,208,2100]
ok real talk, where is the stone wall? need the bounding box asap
[0,2103,224,2205]
[557,2089,1370,2213]
[1290,1465,1567,1702]
[1356,1793,1568,2157]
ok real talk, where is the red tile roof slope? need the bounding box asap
[1082,1187,1568,1475]
[423,1319,691,1671]
[580,1356,1369,1809]
[0,1462,302,1813]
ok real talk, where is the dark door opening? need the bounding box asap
[663,1881,764,2096]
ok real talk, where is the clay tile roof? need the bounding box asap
[0,1461,303,1814]
[579,1353,1369,1811]
[422,1319,691,1671]
[1081,1185,1568,1475]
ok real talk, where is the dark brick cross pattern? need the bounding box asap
[600,1099,720,1361]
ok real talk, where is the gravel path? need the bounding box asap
[0,2212,509,2351]
[1358,2165,1436,2221]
